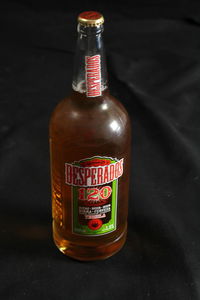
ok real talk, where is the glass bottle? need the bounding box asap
[49,11,131,261]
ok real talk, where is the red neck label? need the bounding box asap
[85,55,101,97]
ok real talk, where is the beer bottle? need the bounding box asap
[49,11,131,261]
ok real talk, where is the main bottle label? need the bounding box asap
[85,55,102,97]
[65,156,124,236]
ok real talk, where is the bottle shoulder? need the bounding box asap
[49,91,131,144]
[50,90,129,121]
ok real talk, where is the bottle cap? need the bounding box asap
[78,11,104,27]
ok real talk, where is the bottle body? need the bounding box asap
[49,90,131,260]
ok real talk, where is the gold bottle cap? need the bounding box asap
[78,11,104,27]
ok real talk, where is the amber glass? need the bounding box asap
[49,12,131,260]
[49,88,131,261]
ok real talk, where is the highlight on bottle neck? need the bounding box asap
[72,11,108,97]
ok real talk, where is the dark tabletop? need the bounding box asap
[0,1,200,299]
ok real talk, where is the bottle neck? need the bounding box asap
[72,24,108,98]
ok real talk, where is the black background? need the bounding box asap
[1,0,200,299]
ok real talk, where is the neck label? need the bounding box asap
[85,55,101,97]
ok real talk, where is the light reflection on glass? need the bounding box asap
[110,120,120,133]
[71,111,79,118]
[101,103,108,110]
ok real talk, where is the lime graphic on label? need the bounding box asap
[88,219,103,230]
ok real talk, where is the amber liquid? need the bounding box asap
[49,89,131,261]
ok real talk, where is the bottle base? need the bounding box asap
[53,225,127,261]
